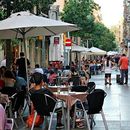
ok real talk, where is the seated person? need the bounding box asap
[0,92,9,104]
[29,72,64,129]
[0,104,6,130]
[0,66,7,90]
[0,70,17,97]
[62,65,71,77]
[4,70,16,88]
[48,70,57,85]
[2,70,25,112]
[80,65,89,86]
[12,71,27,92]
[33,64,44,74]
[69,67,80,86]
[0,93,10,130]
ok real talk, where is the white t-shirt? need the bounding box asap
[104,60,111,73]
[33,68,43,74]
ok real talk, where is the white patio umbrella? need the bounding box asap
[89,47,106,55]
[107,51,118,55]
[0,11,78,39]
[0,11,79,90]
[71,45,90,52]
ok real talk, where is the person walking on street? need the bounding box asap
[119,54,129,85]
[104,55,112,85]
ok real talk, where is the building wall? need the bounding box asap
[0,44,4,63]
[54,0,65,12]
[110,20,123,44]
[93,6,102,23]
[123,0,130,43]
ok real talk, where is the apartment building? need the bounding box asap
[123,0,130,43]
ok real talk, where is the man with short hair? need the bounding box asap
[119,54,129,85]
[16,52,30,80]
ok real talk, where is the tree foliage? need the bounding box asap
[12,0,56,15]
[91,23,116,51]
[0,0,56,19]
[61,0,97,39]
[61,0,117,51]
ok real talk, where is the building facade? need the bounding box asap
[123,0,130,43]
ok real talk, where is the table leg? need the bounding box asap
[67,106,70,130]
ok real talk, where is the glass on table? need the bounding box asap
[57,85,61,94]
[69,82,73,86]
[68,85,71,93]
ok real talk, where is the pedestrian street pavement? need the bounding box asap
[18,68,130,130]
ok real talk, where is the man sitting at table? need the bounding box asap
[29,72,64,129]
[48,70,57,85]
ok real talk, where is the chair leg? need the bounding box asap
[89,115,96,129]
[8,104,18,128]
[61,101,67,130]
[31,111,37,130]
[22,96,31,115]
[42,116,49,130]
[79,101,91,130]
[48,102,58,130]
[101,109,108,130]
[22,101,28,115]
[72,104,76,128]
[18,111,25,125]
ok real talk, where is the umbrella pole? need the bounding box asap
[23,34,29,91]
[23,34,31,114]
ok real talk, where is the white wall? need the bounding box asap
[0,44,4,62]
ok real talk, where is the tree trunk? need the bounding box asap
[6,40,13,69]
[6,1,13,70]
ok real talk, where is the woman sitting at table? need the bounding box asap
[29,72,64,129]
[79,65,90,86]
[62,65,71,77]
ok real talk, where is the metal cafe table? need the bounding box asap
[54,91,91,130]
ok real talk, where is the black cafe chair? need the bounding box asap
[87,89,108,130]
[71,81,96,93]
[86,82,96,93]
[75,89,108,130]
[71,85,88,92]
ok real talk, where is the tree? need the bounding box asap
[61,0,117,51]
[91,23,117,51]
[8,0,56,15]
[61,0,97,39]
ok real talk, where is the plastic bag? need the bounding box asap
[26,112,44,128]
